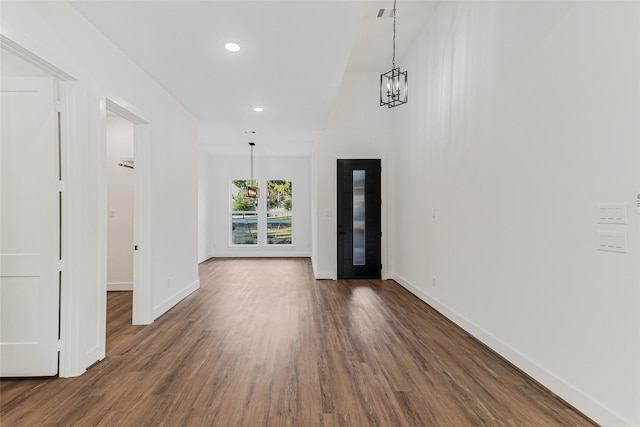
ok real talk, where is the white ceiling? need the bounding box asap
[69,1,437,156]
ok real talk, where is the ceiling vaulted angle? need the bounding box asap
[68,1,434,154]
[380,0,408,108]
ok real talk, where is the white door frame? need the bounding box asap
[0,35,83,376]
[1,36,153,377]
[102,98,152,326]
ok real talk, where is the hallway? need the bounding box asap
[1,258,594,426]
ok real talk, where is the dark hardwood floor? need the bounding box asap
[1,258,595,426]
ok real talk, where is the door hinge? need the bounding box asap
[57,339,64,351]
[58,180,64,193]
[57,260,64,272]
[55,101,63,113]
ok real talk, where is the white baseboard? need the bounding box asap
[209,251,311,258]
[152,279,200,321]
[388,271,632,427]
[311,256,334,280]
[107,282,133,291]
[201,253,315,264]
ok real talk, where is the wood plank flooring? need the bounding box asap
[1,258,595,426]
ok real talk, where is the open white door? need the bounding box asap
[0,77,60,376]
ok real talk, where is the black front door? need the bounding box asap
[337,159,381,279]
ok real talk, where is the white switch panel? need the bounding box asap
[596,231,627,253]
[596,203,627,224]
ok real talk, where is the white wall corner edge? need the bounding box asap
[311,255,334,280]
[198,255,213,264]
[387,272,635,427]
[151,280,200,321]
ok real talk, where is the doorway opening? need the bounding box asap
[103,99,151,329]
[106,113,134,294]
[106,112,135,341]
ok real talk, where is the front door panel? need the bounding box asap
[337,159,381,279]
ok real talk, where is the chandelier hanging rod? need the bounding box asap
[249,142,255,182]
[246,142,259,198]
[392,0,396,70]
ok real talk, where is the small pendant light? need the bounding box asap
[380,0,408,108]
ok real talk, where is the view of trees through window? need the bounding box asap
[230,179,292,245]
[266,180,292,245]
[231,180,258,244]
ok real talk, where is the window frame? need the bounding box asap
[229,180,260,246]
[228,179,295,248]
[265,179,293,246]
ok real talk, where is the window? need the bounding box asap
[231,180,258,245]
[352,170,365,265]
[230,179,293,246]
[266,180,292,245]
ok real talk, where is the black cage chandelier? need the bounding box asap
[380,0,408,108]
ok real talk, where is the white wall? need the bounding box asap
[200,154,312,258]
[198,151,212,263]
[106,114,134,290]
[386,2,639,426]
[312,72,392,279]
[1,2,200,374]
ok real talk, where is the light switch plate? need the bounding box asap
[596,231,627,253]
[597,203,627,224]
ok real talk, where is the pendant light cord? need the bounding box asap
[248,142,255,183]
[392,0,397,70]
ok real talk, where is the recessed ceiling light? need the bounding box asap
[253,107,264,112]
[225,42,240,52]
